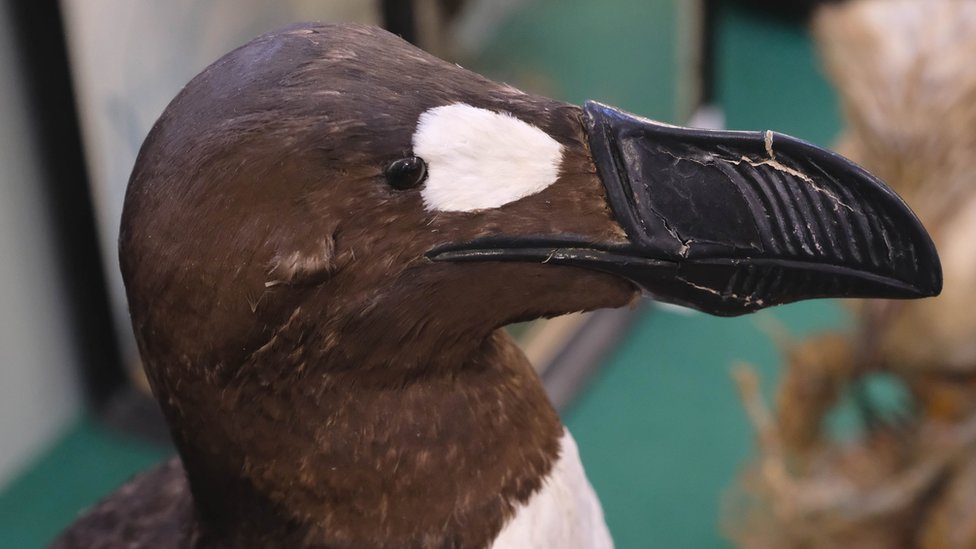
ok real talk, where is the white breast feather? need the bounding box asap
[491,430,614,549]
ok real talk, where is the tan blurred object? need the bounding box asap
[822,0,976,376]
[724,1,976,547]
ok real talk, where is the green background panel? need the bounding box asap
[565,302,848,548]
[716,4,841,143]
[0,419,169,548]
[471,0,680,123]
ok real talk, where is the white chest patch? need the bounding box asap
[411,103,564,212]
[491,430,614,549]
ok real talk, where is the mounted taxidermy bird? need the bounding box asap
[51,23,939,549]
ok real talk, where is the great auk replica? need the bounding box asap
[52,23,941,549]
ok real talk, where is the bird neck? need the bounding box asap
[168,329,563,548]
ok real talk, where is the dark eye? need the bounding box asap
[385,156,428,190]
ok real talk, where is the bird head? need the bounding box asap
[121,23,939,381]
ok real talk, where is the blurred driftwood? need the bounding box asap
[724,1,976,547]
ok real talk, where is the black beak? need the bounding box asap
[582,101,940,315]
[428,102,942,316]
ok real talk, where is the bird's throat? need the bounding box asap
[168,329,563,548]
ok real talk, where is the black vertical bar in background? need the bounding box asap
[722,0,838,21]
[7,0,127,409]
[381,0,419,45]
[701,0,719,106]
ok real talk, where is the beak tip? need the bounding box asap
[917,268,943,298]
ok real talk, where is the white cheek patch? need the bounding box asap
[412,103,564,212]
